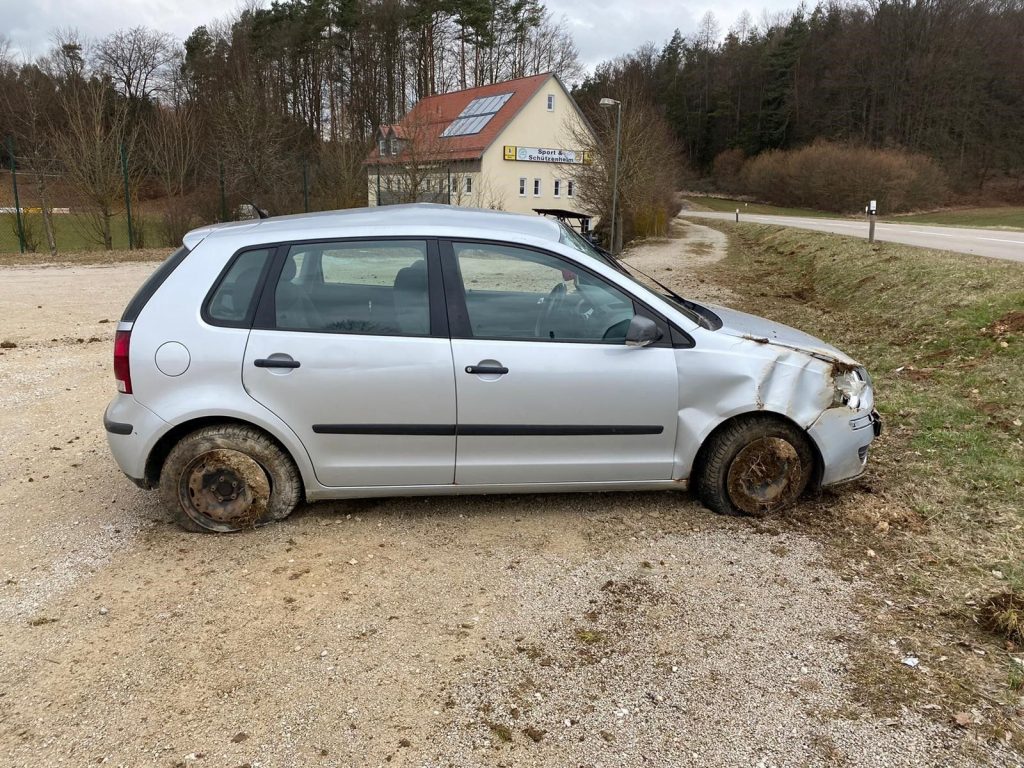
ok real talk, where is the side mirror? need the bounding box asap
[625,315,663,348]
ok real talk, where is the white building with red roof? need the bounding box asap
[366,73,596,226]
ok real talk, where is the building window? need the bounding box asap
[546,94,555,111]
[567,180,575,198]
[519,177,526,196]
[464,176,473,194]
[533,178,541,197]
[378,139,386,156]
[553,179,561,197]
[388,137,399,155]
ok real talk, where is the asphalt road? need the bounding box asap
[683,210,1024,263]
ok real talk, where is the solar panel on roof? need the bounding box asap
[441,92,514,137]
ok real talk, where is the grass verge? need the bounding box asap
[687,219,1024,744]
[888,207,1024,230]
[682,195,840,218]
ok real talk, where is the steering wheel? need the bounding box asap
[534,283,567,338]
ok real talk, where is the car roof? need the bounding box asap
[183,204,564,250]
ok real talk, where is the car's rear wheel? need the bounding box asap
[696,416,814,517]
[160,424,302,533]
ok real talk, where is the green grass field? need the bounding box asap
[0,212,165,254]
[886,206,1024,229]
[683,195,839,218]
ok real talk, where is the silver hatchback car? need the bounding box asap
[104,204,880,532]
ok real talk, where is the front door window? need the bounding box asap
[452,242,636,344]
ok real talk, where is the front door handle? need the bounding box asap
[255,358,301,369]
[465,364,509,375]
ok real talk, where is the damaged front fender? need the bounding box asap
[671,336,875,486]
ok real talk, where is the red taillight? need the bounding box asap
[113,329,132,394]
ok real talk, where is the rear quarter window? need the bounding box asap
[120,246,190,323]
[204,248,275,326]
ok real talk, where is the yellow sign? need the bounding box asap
[503,145,516,160]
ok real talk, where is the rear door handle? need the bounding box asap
[465,365,509,375]
[255,358,301,369]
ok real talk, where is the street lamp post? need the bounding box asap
[599,97,622,255]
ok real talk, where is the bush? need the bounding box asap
[5,211,41,252]
[736,142,948,214]
[158,198,197,247]
[712,148,746,195]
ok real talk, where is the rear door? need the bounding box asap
[442,240,679,486]
[242,238,457,487]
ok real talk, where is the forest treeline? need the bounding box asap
[579,0,1024,203]
[1,0,1022,252]
[0,0,581,251]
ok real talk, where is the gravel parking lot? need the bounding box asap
[0,221,1015,767]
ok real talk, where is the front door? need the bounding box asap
[242,238,456,487]
[443,240,679,486]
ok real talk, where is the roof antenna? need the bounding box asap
[241,198,270,220]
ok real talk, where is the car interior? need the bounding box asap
[207,241,639,343]
[275,245,431,335]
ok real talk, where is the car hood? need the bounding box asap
[708,304,860,367]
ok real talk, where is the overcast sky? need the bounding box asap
[2,0,797,70]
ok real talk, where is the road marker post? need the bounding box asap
[735,208,739,222]
[868,199,877,243]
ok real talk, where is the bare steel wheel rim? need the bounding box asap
[726,437,805,515]
[178,449,271,530]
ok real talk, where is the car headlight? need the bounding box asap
[833,367,869,409]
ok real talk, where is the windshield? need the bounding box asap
[558,224,625,273]
[557,222,720,330]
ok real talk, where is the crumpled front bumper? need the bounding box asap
[807,406,882,486]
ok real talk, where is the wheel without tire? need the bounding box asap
[160,424,302,533]
[696,416,814,517]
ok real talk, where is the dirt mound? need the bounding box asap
[984,310,1024,336]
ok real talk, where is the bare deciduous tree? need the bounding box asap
[53,81,138,249]
[374,114,454,205]
[563,95,682,248]
[1,67,62,255]
[313,140,372,210]
[215,78,299,214]
[148,103,202,243]
[95,27,177,102]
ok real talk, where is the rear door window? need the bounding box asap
[273,241,431,336]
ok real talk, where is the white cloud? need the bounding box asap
[546,0,796,68]
[3,0,243,60]
[545,0,699,68]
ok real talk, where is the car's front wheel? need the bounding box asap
[160,424,302,533]
[696,416,814,517]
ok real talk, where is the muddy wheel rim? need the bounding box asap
[178,449,270,531]
[726,437,805,515]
